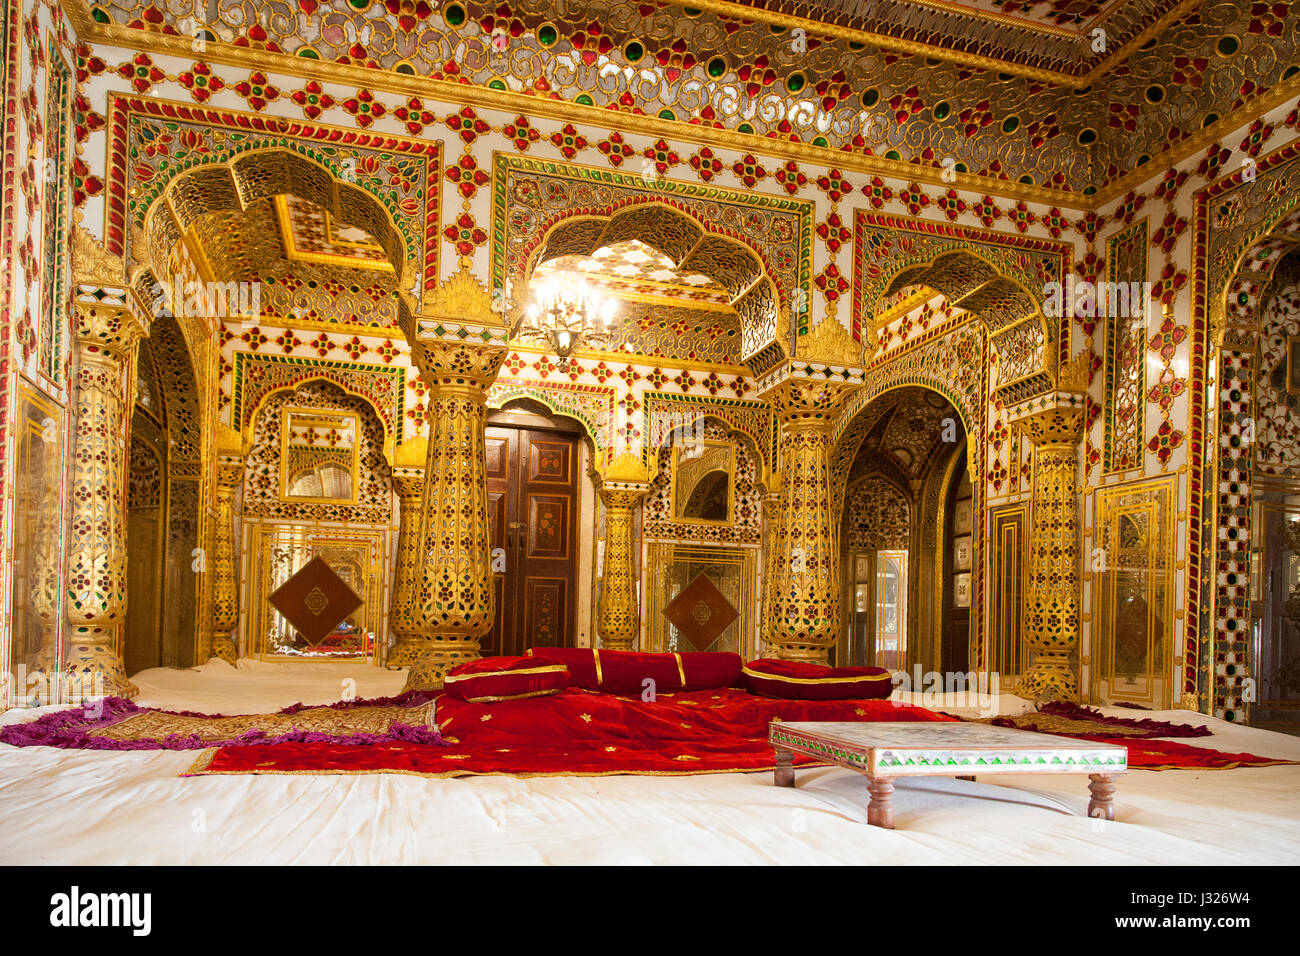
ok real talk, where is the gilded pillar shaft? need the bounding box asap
[759,489,782,658]
[596,485,646,651]
[64,298,146,700]
[209,462,242,666]
[1011,401,1084,700]
[402,384,495,688]
[385,470,428,667]
[766,420,840,663]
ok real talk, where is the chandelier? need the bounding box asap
[523,271,619,357]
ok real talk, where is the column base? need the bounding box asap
[402,644,481,691]
[209,636,238,667]
[1015,654,1078,702]
[386,637,437,670]
[597,637,635,652]
[771,642,832,664]
[63,640,138,701]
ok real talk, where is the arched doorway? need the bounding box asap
[482,398,591,656]
[833,386,972,675]
[123,311,203,672]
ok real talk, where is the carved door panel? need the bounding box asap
[484,426,579,657]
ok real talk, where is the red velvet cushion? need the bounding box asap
[526,648,742,694]
[443,656,570,703]
[742,658,894,700]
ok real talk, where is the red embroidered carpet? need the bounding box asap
[185,688,954,778]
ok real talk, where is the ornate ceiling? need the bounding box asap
[525,241,743,363]
[846,386,961,484]
[72,0,1300,195]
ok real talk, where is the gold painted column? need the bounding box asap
[401,269,508,691]
[209,426,249,666]
[1010,398,1085,701]
[759,369,860,664]
[384,438,429,668]
[595,454,651,651]
[64,290,148,701]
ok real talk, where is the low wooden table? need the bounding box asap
[770,721,1128,829]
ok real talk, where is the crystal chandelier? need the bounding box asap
[523,271,618,357]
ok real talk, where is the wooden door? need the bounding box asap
[484,426,579,657]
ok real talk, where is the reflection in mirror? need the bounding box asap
[281,408,359,502]
[672,439,734,523]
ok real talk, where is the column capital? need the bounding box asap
[757,364,863,427]
[410,266,511,389]
[1007,393,1085,448]
[73,289,148,356]
[387,437,428,499]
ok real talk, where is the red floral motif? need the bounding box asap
[896,183,929,216]
[972,195,998,228]
[291,81,335,120]
[1114,190,1146,226]
[732,155,767,188]
[446,107,491,144]
[688,147,723,182]
[550,123,588,160]
[1153,167,1189,202]
[384,0,433,33]
[1108,102,1139,133]
[1150,212,1189,255]
[816,212,852,254]
[1024,114,1060,150]
[118,53,164,94]
[736,55,776,98]
[815,168,853,203]
[1041,207,1067,239]
[341,89,384,127]
[774,161,807,195]
[643,139,680,174]
[862,177,893,209]
[503,115,540,151]
[443,212,488,258]
[814,71,851,112]
[654,38,697,81]
[1075,211,1105,243]
[1151,263,1189,305]
[1195,143,1232,180]
[814,263,850,302]
[935,189,967,222]
[1146,420,1184,464]
[958,99,994,138]
[1170,55,1209,89]
[1248,2,1289,37]
[597,131,635,167]
[374,340,403,364]
[1239,119,1274,158]
[445,153,489,199]
[307,333,334,357]
[889,85,925,126]
[571,21,614,65]
[273,329,302,354]
[394,97,437,136]
[233,71,280,111]
[1009,201,1037,233]
[176,62,224,103]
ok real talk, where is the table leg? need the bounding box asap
[773,748,795,787]
[866,776,895,829]
[1088,773,1116,821]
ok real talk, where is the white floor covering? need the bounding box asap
[1,659,1298,865]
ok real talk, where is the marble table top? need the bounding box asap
[770,721,1129,776]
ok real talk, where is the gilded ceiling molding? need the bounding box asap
[72,18,1082,207]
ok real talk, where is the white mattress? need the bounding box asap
[1,659,1297,865]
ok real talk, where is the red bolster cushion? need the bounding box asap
[443,656,570,703]
[526,648,742,694]
[742,658,894,700]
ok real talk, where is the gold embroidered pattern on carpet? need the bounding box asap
[974,712,1162,738]
[88,702,436,743]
